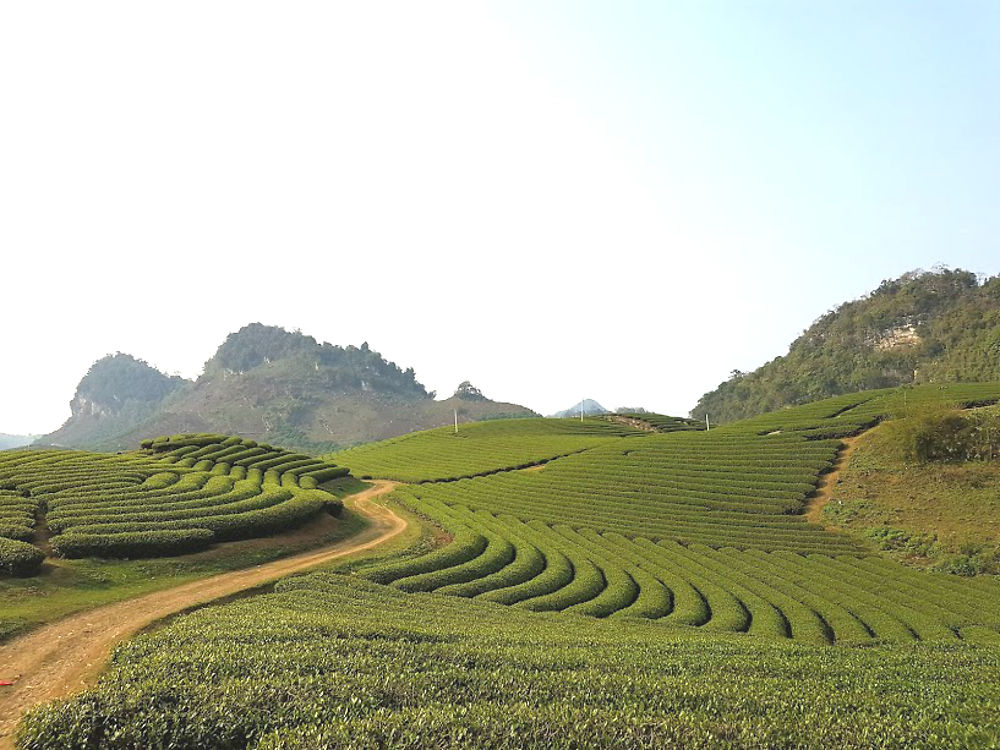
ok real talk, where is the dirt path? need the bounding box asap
[803,437,861,524]
[0,480,404,749]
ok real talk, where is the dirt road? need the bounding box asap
[803,436,861,524]
[0,480,404,749]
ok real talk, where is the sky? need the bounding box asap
[1,1,998,435]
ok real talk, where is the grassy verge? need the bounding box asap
[0,477,373,643]
[826,423,1000,575]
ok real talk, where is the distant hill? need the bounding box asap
[551,399,608,418]
[692,268,1000,424]
[39,354,190,448]
[0,434,38,450]
[39,324,536,452]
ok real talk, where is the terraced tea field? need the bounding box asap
[397,432,857,552]
[332,383,1000,643]
[9,384,1000,747]
[328,417,640,482]
[17,572,1000,748]
[723,381,1000,439]
[0,434,348,573]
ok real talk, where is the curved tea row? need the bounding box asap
[359,489,1000,643]
[0,434,348,573]
[348,384,1000,643]
[329,417,640,482]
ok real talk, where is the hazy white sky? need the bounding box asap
[2,2,998,435]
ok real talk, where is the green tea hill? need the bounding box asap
[20,384,1000,747]
[327,382,1000,643]
[0,434,350,574]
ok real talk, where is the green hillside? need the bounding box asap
[19,385,1000,746]
[826,403,1000,575]
[341,384,1000,643]
[39,324,536,452]
[693,268,1000,423]
[0,434,349,573]
[328,417,641,482]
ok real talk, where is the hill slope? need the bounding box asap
[0,433,353,572]
[333,383,1000,634]
[39,325,536,452]
[40,354,190,449]
[20,386,1000,747]
[692,268,1000,423]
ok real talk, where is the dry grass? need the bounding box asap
[826,423,1000,572]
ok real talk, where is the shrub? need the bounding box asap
[51,528,216,558]
[0,538,45,576]
[362,527,487,585]
[0,523,35,542]
[883,402,1000,464]
[196,495,326,542]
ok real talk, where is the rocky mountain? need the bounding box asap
[39,324,536,452]
[692,268,1000,423]
[40,354,190,448]
[552,399,609,418]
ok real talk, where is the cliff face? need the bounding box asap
[38,325,536,452]
[692,269,1000,424]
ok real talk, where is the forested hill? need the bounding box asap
[692,269,1000,424]
[37,354,190,448]
[39,324,535,452]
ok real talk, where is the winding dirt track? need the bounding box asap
[0,480,404,749]
[803,436,861,524]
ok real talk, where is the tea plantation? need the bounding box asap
[327,417,641,482]
[17,574,1000,748]
[0,434,348,573]
[12,383,1000,747]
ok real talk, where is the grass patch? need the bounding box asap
[826,422,1000,574]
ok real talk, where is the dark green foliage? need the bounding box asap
[0,523,34,542]
[210,323,428,398]
[693,269,1000,423]
[881,403,1000,463]
[453,381,488,401]
[51,529,215,558]
[0,537,44,576]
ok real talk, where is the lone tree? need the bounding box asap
[453,381,487,401]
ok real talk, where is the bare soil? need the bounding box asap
[0,480,404,749]
[605,415,657,432]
